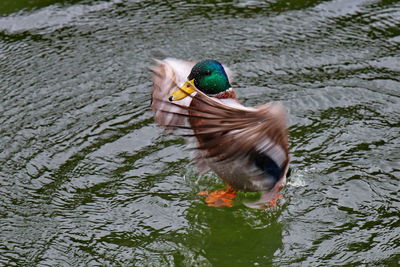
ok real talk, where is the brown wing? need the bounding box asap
[150,58,212,173]
[152,86,290,175]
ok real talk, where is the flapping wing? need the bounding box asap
[150,58,196,128]
[153,86,289,177]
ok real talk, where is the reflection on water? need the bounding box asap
[0,0,399,265]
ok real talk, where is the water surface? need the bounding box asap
[0,0,399,265]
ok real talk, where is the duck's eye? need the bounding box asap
[205,70,211,75]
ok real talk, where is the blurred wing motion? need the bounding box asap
[150,59,289,190]
[150,58,196,128]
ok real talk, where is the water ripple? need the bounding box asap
[0,0,399,265]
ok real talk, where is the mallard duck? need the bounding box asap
[150,58,290,208]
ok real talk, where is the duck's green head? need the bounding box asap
[169,59,231,101]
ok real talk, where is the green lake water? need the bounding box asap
[0,0,399,265]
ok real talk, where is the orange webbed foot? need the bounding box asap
[197,187,237,207]
[266,192,283,208]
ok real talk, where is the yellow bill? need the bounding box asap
[168,79,196,101]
